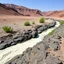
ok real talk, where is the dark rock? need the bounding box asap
[14,37,23,43]
[27,34,32,39]
[11,42,16,46]
[23,30,29,34]
[37,27,44,33]
[5,21,64,64]
[35,25,42,29]
[0,40,4,44]
[47,21,56,28]
[31,31,38,38]
[0,43,6,49]
[28,29,32,33]
[0,21,56,50]
[23,35,29,41]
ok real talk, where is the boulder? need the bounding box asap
[31,31,38,38]
[48,21,56,28]
[0,43,7,49]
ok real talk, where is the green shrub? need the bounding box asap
[60,20,64,25]
[48,29,55,36]
[39,18,45,23]
[24,21,30,26]
[32,21,35,24]
[3,26,13,33]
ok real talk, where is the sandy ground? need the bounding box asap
[0,16,42,36]
[0,15,63,37]
[0,15,53,36]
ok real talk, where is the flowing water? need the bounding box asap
[0,21,60,64]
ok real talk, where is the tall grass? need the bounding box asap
[48,29,55,36]
[60,20,64,25]
[3,26,13,33]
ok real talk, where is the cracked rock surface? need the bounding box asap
[6,25,64,64]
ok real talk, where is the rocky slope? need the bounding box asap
[45,10,64,18]
[4,4,43,16]
[0,3,64,17]
[5,23,64,64]
[0,3,21,15]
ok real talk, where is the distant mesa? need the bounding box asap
[0,3,20,15]
[0,3,64,17]
[4,4,44,16]
[0,3,43,16]
[45,10,64,18]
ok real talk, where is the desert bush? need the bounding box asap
[60,20,64,25]
[39,18,45,23]
[32,21,35,24]
[3,26,13,33]
[24,21,30,26]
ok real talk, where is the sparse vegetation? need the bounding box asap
[3,26,13,33]
[32,21,35,25]
[39,18,45,23]
[48,29,55,35]
[24,21,30,26]
[60,20,64,25]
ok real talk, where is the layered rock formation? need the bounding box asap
[45,10,64,18]
[4,4,43,16]
[0,3,20,15]
[0,3,43,16]
[0,3,64,17]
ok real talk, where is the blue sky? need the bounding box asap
[0,0,64,11]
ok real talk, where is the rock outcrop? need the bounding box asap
[43,24,64,51]
[6,24,64,64]
[0,21,56,50]
[0,3,43,16]
[0,3,21,15]
[1,3,64,17]
[6,41,62,64]
[45,10,64,18]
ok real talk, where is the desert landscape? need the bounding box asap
[0,1,64,64]
[0,16,41,36]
